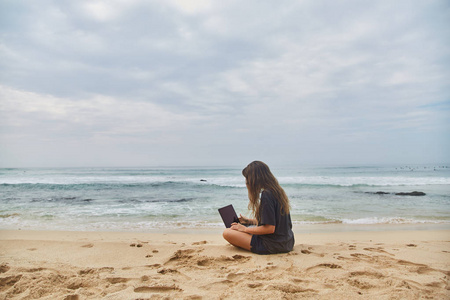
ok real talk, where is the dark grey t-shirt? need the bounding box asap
[258,190,295,253]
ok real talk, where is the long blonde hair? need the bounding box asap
[242,161,290,223]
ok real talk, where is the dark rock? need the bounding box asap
[365,191,390,195]
[395,191,426,196]
[366,191,426,196]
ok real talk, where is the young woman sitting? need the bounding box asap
[223,161,295,254]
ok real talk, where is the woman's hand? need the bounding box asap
[238,214,250,225]
[238,214,256,225]
[230,222,247,232]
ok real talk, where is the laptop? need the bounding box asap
[218,204,239,228]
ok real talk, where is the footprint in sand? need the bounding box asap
[200,280,234,290]
[268,283,318,294]
[396,259,438,274]
[349,271,385,279]
[78,267,114,276]
[67,278,85,290]
[232,254,251,260]
[134,285,182,293]
[347,278,376,290]
[299,249,324,257]
[363,247,394,256]
[197,255,250,267]
[0,275,22,290]
[166,249,197,263]
[306,263,342,272]
[157,268,179,274]
[0,264,10,273]
[350,253,372,259]
[425,281,447,288]
[291,277,310,284]
[226,271,247,280]
[106,277,131,284]
[145,264,162,269]
[348,271,388,290]
[26,267,45,272]
[184,295,202,300]
[27,248,37,251]
[192,241,208,245]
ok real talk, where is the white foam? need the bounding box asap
[340,217,450,225]
[277,176,450,187]
[2,168,450,187]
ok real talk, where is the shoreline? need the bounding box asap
[1,228,449,247]
[2,221,449,235]
[1,228,449,299]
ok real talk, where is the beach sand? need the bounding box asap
[0,228,449,299]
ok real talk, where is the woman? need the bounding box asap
[223,161,295,254]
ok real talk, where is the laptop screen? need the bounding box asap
[218,204,239,228]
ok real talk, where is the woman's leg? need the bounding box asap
[223,228,252,251]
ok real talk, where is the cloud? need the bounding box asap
[167,0,213,15]
[0,85,205,139]
[0,0,449,166]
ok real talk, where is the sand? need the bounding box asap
[0,228,449,299]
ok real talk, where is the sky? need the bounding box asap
[0,0,449,168]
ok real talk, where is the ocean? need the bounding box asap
[1,165,449,232]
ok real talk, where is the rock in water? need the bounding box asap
[395,191,426,196]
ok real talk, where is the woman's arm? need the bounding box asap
[230,223,275,235]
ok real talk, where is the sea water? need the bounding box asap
[1,165,449,231]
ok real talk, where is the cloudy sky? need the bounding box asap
[0,0,449,168]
